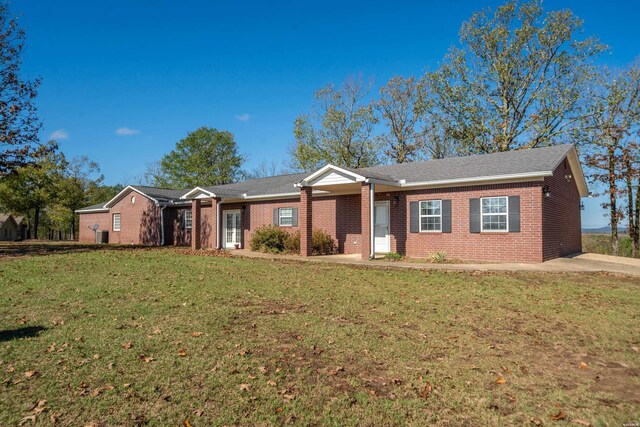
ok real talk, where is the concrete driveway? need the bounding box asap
[233,250,640,277]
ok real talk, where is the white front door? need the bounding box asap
[374,201,390,253]
[223,210,242,249]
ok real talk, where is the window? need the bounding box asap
[419,200,441,232]
[184,210,193,229]
[112,213,121,231]
[279,208,293,226]
[481,196,508,231]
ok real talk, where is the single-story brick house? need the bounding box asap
[77,144,587,262]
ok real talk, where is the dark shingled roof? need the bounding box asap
[75,202,108,212]
[130,186,190,200]
[354,144,573,183]
[203,172,308,197]
[77,144,577,210]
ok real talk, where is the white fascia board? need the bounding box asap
[181,186,216,199]
[399,171,553,189]
[364,178,400,186]
[565,147,589,197]
[104,186,157,208]
[299,164,367,186]
[75,208,109,213]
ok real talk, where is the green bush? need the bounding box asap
[249,226,336,255]
[249,225,290,253]
[284,230,300,254]
[312,229,336,255]
[428,251,447,263]
[383,252,403,261]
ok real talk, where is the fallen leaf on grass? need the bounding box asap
[579,362,589,370]
[122,341,132,349]
[267,380,277,386]
[93,354,100,360]
[239,383,251,391]
[33,399,47,414]
[178,349,187,357]
[190,332,203,337]
[495,377,507,384]
[420,381,432,398]
[90,384,114,397]
[571,419,591,426]
[184,419,192,427]
[632,346,639,352]
[139,355,155,363]
[549,411,566,420]
[18,415,36,425]
[24,370,37,378]
[258,366,268,374]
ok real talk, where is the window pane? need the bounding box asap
[420,216,441,231]
[482,214,507,230]
[420,200,441,215]
[279,208,293,226]
[185,211,193,228]
[113,214,121,230]
[482,197,507,214]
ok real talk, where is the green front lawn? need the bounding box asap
[0,244,638,426]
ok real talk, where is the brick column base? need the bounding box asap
[300,187,313,257]
[191,199,201,250]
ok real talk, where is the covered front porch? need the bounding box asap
[183,164,403,260]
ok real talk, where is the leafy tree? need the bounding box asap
[0,2,47,174]
[56,155,104,239]
[376,76,425,163]
[245,160,285,179]
[421,0,606,154]
[0,141,63,238]
[579,67,640,256]
[151,127,244,188]
[290,76,379,171]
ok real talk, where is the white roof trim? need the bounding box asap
[298,164,367,187]
[75,207,109,213]
[563,146,589,197]
[398,171,554,188]
[104,186,158,208]
[181,186,216,199]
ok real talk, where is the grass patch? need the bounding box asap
[0,243,639,425]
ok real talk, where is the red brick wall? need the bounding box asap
[542,161,582,260]
[398,182,544,262]
[79,212,111,243]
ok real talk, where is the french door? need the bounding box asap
[223,210,242,249]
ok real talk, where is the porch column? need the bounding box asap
[211,197,221,249]
[191,199,201,250]
[300,186,313,257]
[361,183,374,260]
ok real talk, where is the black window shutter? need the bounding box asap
[409,201,419,233]
[180,211,185,230]
[292,208,298,227]
[469,198,480,233]
[273,208,279,226]
[508,196,521,232]
[441,200,452,233]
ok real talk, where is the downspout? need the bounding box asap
[160,205,166,246]
[216,199,222,249]
[369,183,375,260]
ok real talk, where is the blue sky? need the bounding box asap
[13,0,640,227]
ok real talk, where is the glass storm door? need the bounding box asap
[374,201,390,253]
[224,210,242,248]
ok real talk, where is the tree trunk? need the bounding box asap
[634,178,640,258]
[607,147,618,255]
[33,207,40,240]
[71,212,76,240]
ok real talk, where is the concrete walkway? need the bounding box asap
[232,249,640,277]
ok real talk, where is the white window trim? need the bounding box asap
[184,210,193,229]
[480,196,509,232]
[278,207,293,227]
[112,213,121,231]
[419,199,442,233]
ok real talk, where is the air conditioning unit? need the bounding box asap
[96,230,109,244]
